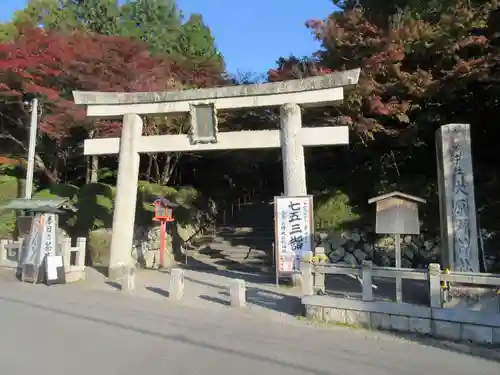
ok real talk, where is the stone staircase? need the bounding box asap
[188,201,275,272]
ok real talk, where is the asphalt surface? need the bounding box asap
[0,280,498,375]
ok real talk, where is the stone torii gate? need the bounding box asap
[73,69,360,278]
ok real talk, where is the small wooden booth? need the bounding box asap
[1,198,77,284]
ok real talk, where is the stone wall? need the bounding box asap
[303,295,500,345]
[316,228,500,271]
[316,230,441,269]
[131,223,197,268]
[88,222,198,268]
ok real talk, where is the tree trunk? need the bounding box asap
[160,153,179,185]
[90,156,98,182]
[146,154,153,180]
[153,154,160,183]
[34,153,57,183]
[85,129,98,183]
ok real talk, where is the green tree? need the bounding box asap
[178,13,223,65]
[59,0,122,35]
[0,0,79,41]
[120,0,184,56]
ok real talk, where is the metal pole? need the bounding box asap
[159,220,166,268]
[394,233,402,303]
[24,98,38,199]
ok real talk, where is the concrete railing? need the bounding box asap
[0,239,23,268]
[60,237,87,283]
[302,250,500,306]
[300,250,500,345]
[0,236,87,283]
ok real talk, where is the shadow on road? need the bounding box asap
[146,286,170,298]
[0,294,336,375]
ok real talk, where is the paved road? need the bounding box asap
[0,280,498,375]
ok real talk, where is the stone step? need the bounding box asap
[196,247,269,259]
[190,243,272,263]
[217,227,274,235]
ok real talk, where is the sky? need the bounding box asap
[0,0,336,75]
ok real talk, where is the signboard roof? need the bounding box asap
[368,191,426,205]
[0,198,77,213]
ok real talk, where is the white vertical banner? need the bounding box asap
[22,213,44,267]
[41,213,57,257]
[274,195,314,275]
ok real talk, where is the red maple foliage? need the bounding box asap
[0,26,223,141]
[271,5,499,141]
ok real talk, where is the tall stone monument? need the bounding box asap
[436,123,480,273]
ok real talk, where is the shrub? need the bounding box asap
[0,174,24,238]
[314,191,360,231]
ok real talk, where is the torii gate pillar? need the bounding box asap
[281,103,307,196]
[108,114,142,278]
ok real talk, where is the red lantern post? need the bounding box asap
[152,199,175,268]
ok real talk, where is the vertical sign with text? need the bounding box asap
[20,213,58,282]
[274,196,314,275]
[41,213,57,257]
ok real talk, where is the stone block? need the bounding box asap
[461,324,493,344]
[345,310,370,327]
[323,308,346,324]
[305,305,323,320]
[371,312,391,330]
[291,273,303,288]
[409,317,431,335]
[493,328,500,345]
[169,268,184,300]
[390,315,409,331]
[121,266,136,292]
[144,251,156,268]
[313,272,325,293]
[230,279,246,308]
[433,320,461,341]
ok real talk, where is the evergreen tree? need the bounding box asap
[179,13,223,66]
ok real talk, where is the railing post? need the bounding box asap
[120,264,136,292]
[0,239,8,265]
[76,237,86,269]
[300,251,314,296]
[429,263,442,308]
[230,279,246,307]
[17,237,24,263]
[61,237,72,269]
[362,260,373,301]
[313,246,326,293]
[169,268,185,300]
